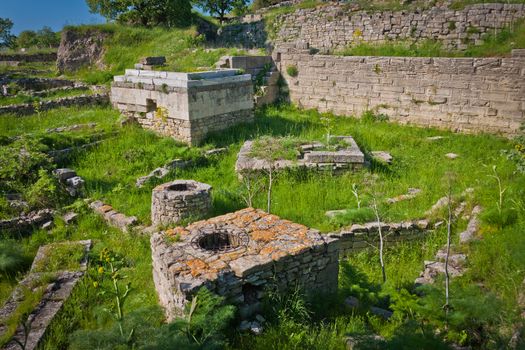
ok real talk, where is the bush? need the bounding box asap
[26,169,63,209]
[286,65,298,77]
[361,110,389,123]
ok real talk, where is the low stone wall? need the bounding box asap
[275,47,525,135]
[0,240,91,350]
[0,78,77,91]
[0,52,57,63]
[0,94,109,116]
[0,209,54,236]
[329,220,429,257]
[89,200,139,233]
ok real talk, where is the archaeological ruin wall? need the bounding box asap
[111,69,254,145]
[275,47,525,135]
[218,3,525,51]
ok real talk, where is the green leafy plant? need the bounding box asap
[286,65,298,77]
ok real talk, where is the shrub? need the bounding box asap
[361,110,389,123]
[25,169,63,208]
[286,65,298,77]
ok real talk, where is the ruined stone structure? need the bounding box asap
[0,94,109,116]
[236,136,365,175]
[216,55,281,106]
[0,240,91,350]
[217,2,525,51]
[274,47,525,135]
[151,180,212,228]
[111,69,254,145]
[151,208,339,320]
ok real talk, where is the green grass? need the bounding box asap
[1,103,524,348]
[0,106,120,137]
[31,242,86,273]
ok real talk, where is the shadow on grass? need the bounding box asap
[203,105,319,147]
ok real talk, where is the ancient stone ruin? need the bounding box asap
[236,135,365,175]
[151,208,339,321]
[151,180,212,228]
[110,69,254,145]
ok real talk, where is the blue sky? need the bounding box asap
[1,0,105,35]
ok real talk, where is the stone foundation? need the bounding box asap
[151,180,212,228]
[151,208,339,321]
[111,69,254,145]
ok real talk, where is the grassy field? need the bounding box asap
[1,102,523,348]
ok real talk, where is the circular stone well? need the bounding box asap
[151,180,212,227]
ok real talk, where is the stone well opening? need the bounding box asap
[167,182,194,192]
[192,227,249,253]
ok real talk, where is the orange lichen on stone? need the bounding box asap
[252,230,277,242]
[259,246,276,256]
[271,250,288,261]
[288,244,309,255]
[186,259,208,277]
[99,205,113,213]
[166,226,190,238]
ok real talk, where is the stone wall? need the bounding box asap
[275,47,525,135]
[274,2,525,51]
[151,208,339,321]
[329,220,429,257]
[217,2,525,51]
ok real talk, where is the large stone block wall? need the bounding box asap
[275,47,525,135]
[274,2,525,51]
[217,2,525,51]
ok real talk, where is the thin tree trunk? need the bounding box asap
[267,166,273,213]
[444,189,452,317]
[373,199,386,283]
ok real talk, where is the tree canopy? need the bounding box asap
[0,18,15,49]
[86,0,193,27]
[16,27,60,49]
[195,0,248,24]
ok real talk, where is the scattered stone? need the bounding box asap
[41,221,54,230]
[371,151,393,164]
[370,306,393,320]
[62,212,78,225]
[344,296,360,308]
[46,123,97,134]
[445,153,459,159]
[53,168,76,181]
[65,176,85,196]
[204,148,227,156]
[325,209,347,218]
[139,56,166,66]
[136,159,192,188]
[386,188,421,204]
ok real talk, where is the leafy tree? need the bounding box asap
[86,0,193,27]
[0,17,15,48]
[16,27,59,49]
[16,30,38,48]
[195,0,248,24]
